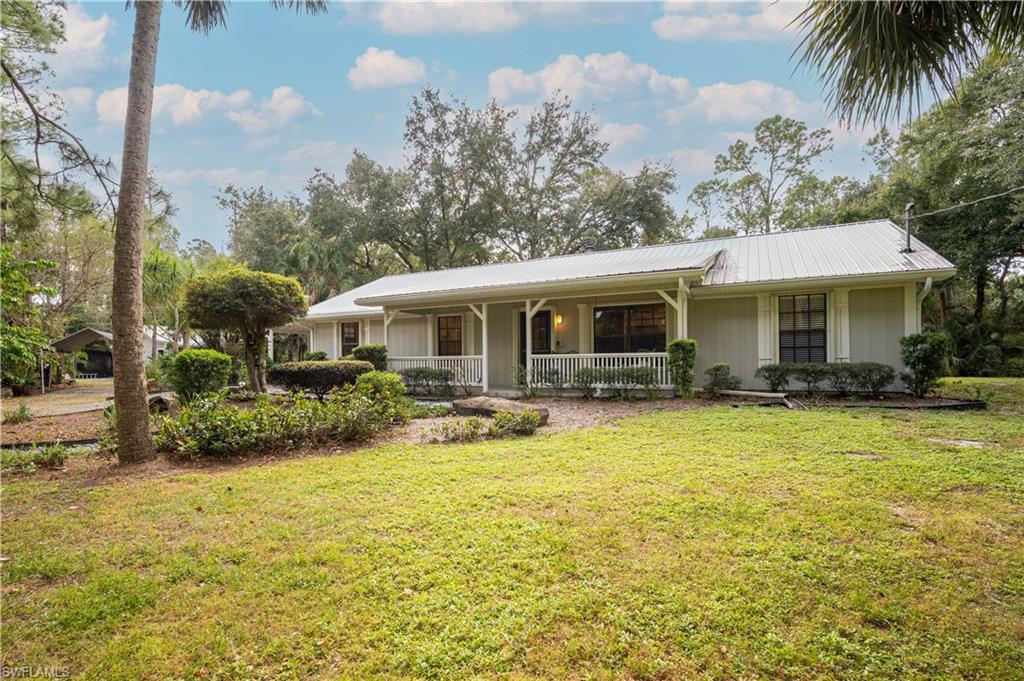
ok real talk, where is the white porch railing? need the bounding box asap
[388,355,485,385]
[530,352,672,388]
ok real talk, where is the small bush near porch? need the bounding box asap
[2,379,1022,678]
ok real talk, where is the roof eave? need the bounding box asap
[355,266,710,307]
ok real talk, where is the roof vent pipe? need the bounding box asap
[902,202,915,253]
[582,235,597,253]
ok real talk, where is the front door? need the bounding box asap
[518,310,552,369]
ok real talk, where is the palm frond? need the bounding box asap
[171,0,327,35]
[793,0,1024,125]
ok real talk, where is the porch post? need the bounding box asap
[332,321,339,359]
[577,303,588,352]
[524,300,532,383]
[481,303,489,393]
[833,288,851,363]
[756,293,773,366]
[425,313,435,356]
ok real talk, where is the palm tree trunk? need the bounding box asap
[111,1,162,464]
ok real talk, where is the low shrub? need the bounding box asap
[851,362,896,397]
[754,364,790,392]
[403,399,452,419]
[602,366,660,400]
[703,363,741,396]
[487,409,542,437]
[355,371,408,423]
[571,367,599,399]
[3,401,32,424]
[399,366,456,397]
[1003,357,1024,377]
[155,387,399,458]
[268,360,374,399]
[900,330,951,397]
[304,351,328,361]
[536,366,565,394]
[827,363,858,396]
[430,416,485,443]
[352,344,387,371]
[2,442,70,472]
[667,338,697,397]
[514,364,540,399]
[167,349,233,403]
[790,363,831,393]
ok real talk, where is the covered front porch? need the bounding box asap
[381,277,696,394]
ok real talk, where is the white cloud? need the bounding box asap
[157,167,269,186]
[350,2,526,34]
[348,48,427,90]
[668,148,717,174]
[276,140,351,165]
[49,4,115,75]
[653,1,804,42]
[661,80,818,124]
[225,86,320,135]
[598,122,649,150]
[55,87,94,113]
[96,84,251,126]
[489,52,690,103]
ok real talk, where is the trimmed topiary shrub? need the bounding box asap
[754,363,791,392]
[268,359,374,399]
[167,349,233,403]
[900,330,951,397]
[304,351,328,361]
[352,344,388,371]
[667,338,698,397]
[703,363,741,396]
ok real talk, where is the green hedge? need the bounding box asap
[267,359,374,399]
[167,349,233,403]
[703,363,741,396]
[352,344,388,371]
[398,366,455,397]
[754,362,897,397]
[303,351,328,361]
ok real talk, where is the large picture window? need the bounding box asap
[437,315,463,356]
[779,294,826,363]
[340,322,359,356]
[593,304,666,353]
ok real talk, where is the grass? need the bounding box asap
[2,379,1023,679]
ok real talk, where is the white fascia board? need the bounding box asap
[354,267,709,307]
[691,267,957,297]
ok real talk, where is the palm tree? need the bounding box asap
[110,0,326,464]
[794,1,1024,124]
[142,246,183,358]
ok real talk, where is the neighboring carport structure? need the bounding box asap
[52,327,114,378]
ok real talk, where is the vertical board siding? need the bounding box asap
[688,296,759,388]
[849,287,904,370]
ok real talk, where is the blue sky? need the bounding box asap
[50,1,881,248]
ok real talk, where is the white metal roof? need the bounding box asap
[305,220,954,317]
[699,219,955,286]
[306,287,383,319]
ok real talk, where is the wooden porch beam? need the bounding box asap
[527,298,547,318]
[467,303,484,321]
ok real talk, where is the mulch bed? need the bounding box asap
[1,410,108,447]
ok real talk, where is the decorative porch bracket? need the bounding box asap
[655,277,690,340]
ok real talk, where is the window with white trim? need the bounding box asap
[779,293,826,363]
[437,315,463,356]
[340,322,359,356]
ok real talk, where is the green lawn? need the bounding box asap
[3,380,1023,680]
